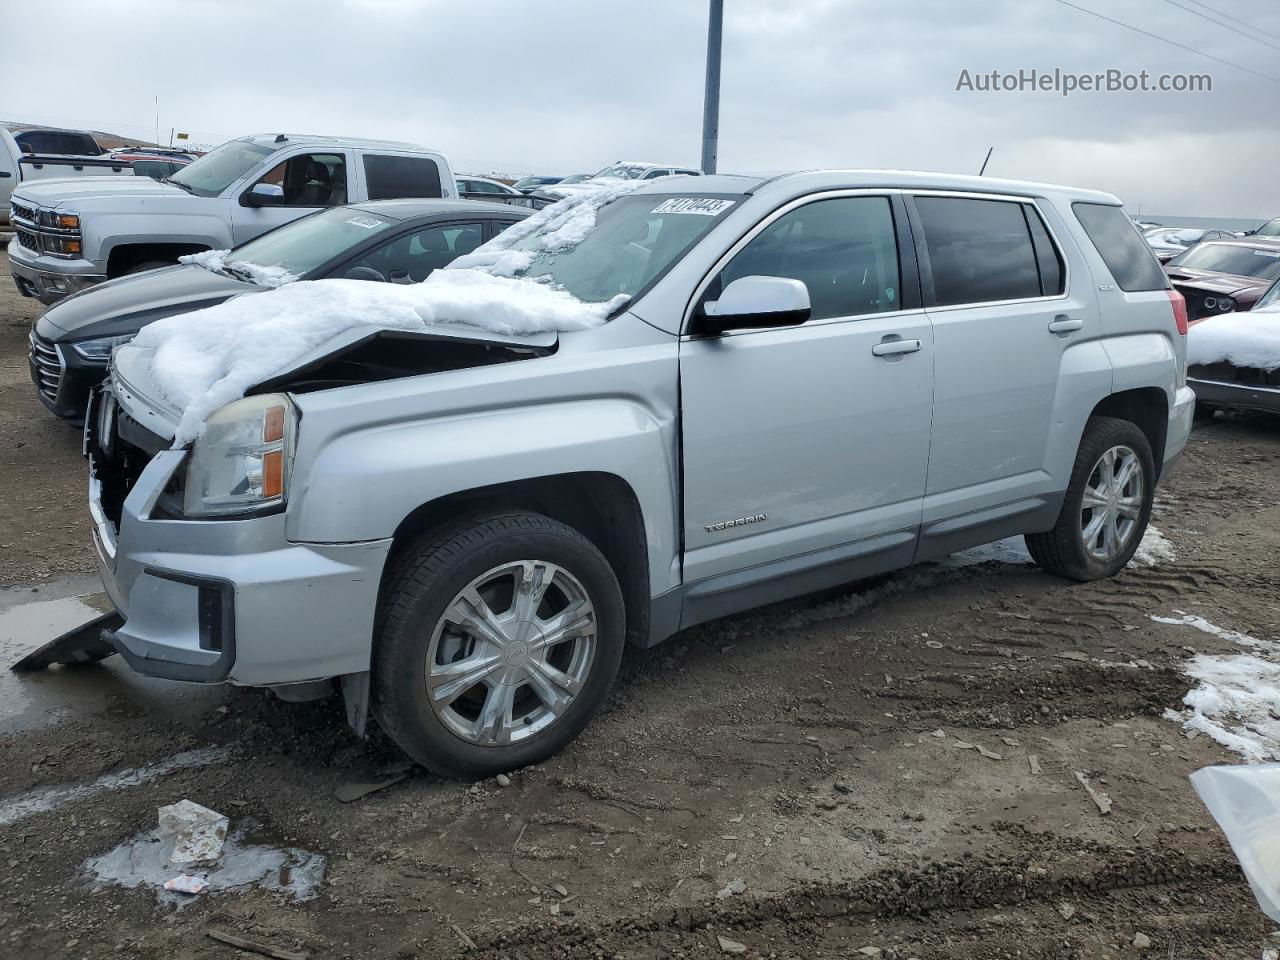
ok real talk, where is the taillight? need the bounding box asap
[1167,289,1188,335]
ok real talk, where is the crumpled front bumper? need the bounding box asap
[91,444,392,686]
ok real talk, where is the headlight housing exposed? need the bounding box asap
[183,394,297,519]
[70,334,134,361]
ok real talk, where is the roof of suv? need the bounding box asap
[346,198,532,221]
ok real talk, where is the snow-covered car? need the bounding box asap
[9,133,458,304]
[1145,227,1236,264]
[1187,278,1280,419]
[73,171,1193,778]
[29,199,527,422]
[1165,239,1280,321]
[530,161,701,207]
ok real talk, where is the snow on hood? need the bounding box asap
[127,180,648,445]
[179,250,298,289]
[1187,307,1280,371]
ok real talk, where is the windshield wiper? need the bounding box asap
[160,176,193,194]
[221,263,257,284]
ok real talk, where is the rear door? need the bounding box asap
[679,192,933,600]
[907,192,1096,556]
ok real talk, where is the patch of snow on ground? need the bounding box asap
[1131,525,1177,567]
[1155,611,1280,761]
[179,250,298,289]
[1187,309,1280,372]
[130,181,647,445]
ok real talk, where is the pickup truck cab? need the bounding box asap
[85,170,1195,778]
[0,126,133,226]
[8,133,457,304]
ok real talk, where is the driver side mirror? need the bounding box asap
[242,182,285,207]
[697,276,811,336]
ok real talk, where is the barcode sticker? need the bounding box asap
[651,198,734,216]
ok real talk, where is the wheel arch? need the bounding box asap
[106,242,210,277]
[379,472,652,649]
[1088,387,1169,479]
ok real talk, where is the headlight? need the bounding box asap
[70,334,133,361]
[1217,297,1235,312]
[183,394,297,518]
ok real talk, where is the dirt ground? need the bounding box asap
[1,243,1278,959]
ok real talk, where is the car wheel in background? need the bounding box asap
[1025,416,1155,581]
[373,512,626,779]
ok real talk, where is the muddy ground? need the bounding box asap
[1,244,1278,959]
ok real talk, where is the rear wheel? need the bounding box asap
[373,513,625,779]
[1025,417,1155,581]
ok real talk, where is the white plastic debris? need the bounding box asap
[163,875,209,895]
[158,799,228,864]
[1191,763,1280,924]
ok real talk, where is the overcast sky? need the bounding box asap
[6,0,1279,218]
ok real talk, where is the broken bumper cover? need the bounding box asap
[92,448,393,685]
[7,243,105,304]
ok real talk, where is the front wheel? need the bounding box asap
[1025,416,1155,581]
[373,513,625,779]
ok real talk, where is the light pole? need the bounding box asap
[701,0,724,174]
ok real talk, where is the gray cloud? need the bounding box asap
[6,0,1279,216]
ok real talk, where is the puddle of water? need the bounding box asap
[86,823,325,906]
[0,746,233,828]
[0,578,228,734]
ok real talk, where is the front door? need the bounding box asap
[679,193,934,601]
[230,150,351,245]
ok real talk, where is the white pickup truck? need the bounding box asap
[8,133,458,304]
[0,127,134,226]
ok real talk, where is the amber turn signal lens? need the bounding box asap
[66,241,81,254]
[58,214,79,229]
[261,450,284,499]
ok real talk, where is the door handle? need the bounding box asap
[1047,315,1083,334]
[872,338,922,357]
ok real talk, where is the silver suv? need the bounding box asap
[84,170,1195,777]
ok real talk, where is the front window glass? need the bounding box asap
[1168,243,1280,281]
[347,222,485,283]
[220,207,397,279]
[714,196,901,321]
[251,153,347,207]
[506,194,740,303]
[168,139,274,197]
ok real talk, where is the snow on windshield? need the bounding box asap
[180,250,298,289]
[1187,310,1280,372]
[129,181,648,445]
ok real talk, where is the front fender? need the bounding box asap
[90,208,232,266]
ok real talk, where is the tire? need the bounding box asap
[372,512,626,779]
[1024,416,1155,582]
[123,260,173,276]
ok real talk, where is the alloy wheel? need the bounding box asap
[1079,444,1144,561]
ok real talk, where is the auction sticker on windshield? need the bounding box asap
[346,216,384,230]
[651,198,735,216]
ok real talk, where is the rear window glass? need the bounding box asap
[1072,202,1169,292]
[363,155,442,201]
[915,197,1042,306]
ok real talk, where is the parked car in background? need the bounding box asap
[456,176,533,207]
[531,161,702,207]
[8,133,458,304]
[1248,218,1280,239]
[1186,278,1280,420]
[13,128,106,156]
[1,127,133,225]
[1164,239,1280,320]
[1145,227,1237,263]
[511,175,564,194]
[85,170,1192,777]
[29,199,526,422]
[108,149,194,181]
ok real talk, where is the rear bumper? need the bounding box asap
[91,445,393,686]
[1188,377,1280,416]
[1162,385,1196,479]
[8,243,104,304]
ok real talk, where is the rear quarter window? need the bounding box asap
[1072,202,1169,292]
[363,154,443,201]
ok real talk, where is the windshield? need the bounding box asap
[1256,278,1280,310]
[168,139,275,197]
[593,163,649,181]
[224,207,397,279]
[1169,243,1280,281]
[506,193,740,303]
[1254,219,1280,238]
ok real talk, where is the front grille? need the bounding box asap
[89,391,165,528]
[15,226,42,255]
[1189,362,1280,388]
[28,329,63,404]
[11,200,36,224]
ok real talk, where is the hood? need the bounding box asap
[1166,268,1271,299]
[37,264,253,341]
[13,176,187,207]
